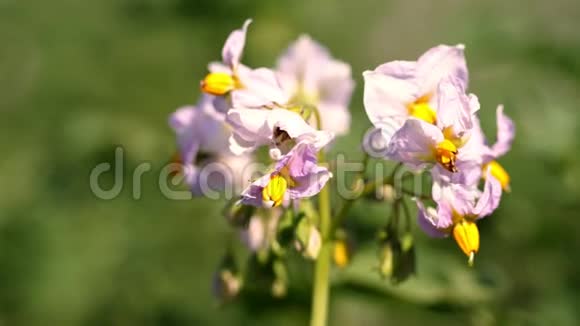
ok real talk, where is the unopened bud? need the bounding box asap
[333,240,351,268]
[295,218,321,260]
[271,259,288,298]
[376,184,397,203]
[212,270,242,302]
[305,227,322,260]
[212,253,241,302]
[378,240,395,279]
[377,230,416,283]
[271,278,287,298]
[393,233,416,283]
[241,216,266,252]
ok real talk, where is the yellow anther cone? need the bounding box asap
[435,139,458,172]
[262,175,287,207]
[409,101,437,124]
[452,220,480,266]
[485,160,511,192]
[201,72,236,95]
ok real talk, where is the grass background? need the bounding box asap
[1,0,579,325]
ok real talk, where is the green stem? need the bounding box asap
[309,107,331,326]
[399,188,432,200]
[310,162,331,324]
[401,199,412,233]
[312,105,323,131]
[310,217,331,326]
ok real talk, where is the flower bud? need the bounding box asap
[271,278,287,298]
[332,229,354,268]
[212,253,241,302]
[376,184,397,203]
[393,232,416,283]
[241,216,266,252]
[271,259,288,298]
[305,227,322,259]
[378,239,395,279]
[295,218,321,260]
[333,240,350,268]
[213,270,242,302]
[377,230,416,283]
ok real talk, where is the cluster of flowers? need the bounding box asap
[169,19,354,271]
[364,44,514,265]
[170,19,353,200]
[168,19,514,295]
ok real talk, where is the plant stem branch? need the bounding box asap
[310,141,332,326]
[309,103,331,326]
[310,232,331,326]
[399,188,431,200]
[334,162,402,229]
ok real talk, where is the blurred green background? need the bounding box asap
[1,0,579,325]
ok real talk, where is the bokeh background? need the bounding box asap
[2,0,579,325]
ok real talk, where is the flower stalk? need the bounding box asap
[310,106,332,326]
[310,185,331,326]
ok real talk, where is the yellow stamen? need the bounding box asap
[333,240,350,268]
[452,219,480,266]
[435,139,458,172]
[408,102,437,124]
[262,174,287,207]
[484,160,511,192]
[201,72,238,95]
